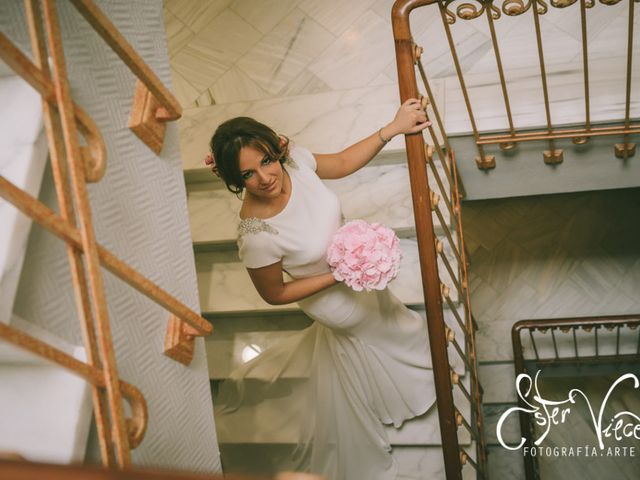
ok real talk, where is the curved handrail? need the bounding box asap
[69,0,182,122]
[0,322,149,449]
[0,31,107,183]
[391,2,487,479]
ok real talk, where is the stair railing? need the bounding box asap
[512,314,640,480]
[397,0,637,170]
[0,0,212,468]
[392,1,488,478]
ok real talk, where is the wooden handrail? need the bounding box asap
[392,2,489,478]
[392,1,463,479]
[0,175,212,337]
[0,31,107,183]
[0,0,205,466]
[68,0,181,120]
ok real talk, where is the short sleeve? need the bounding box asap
[290,144,317,172]
[237,229,282,269]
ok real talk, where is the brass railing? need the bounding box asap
[404,0,639,170]
[0,0,211,468]
[512,314,640,480]
[392,2,488,478]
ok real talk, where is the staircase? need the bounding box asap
[181,90,473,477]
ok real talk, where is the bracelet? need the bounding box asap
[378,127,390,144]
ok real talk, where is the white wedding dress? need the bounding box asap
[215,145,436,479]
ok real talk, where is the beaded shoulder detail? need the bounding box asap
[238,217,279,237]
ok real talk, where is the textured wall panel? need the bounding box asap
[1,0,220,472]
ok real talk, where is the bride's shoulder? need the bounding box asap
[288,142,316,172]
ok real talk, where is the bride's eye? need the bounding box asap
[262,156,274,165]
[242,171,253,180]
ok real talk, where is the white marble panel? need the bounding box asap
[444,60,640,134]
[236,8,334,96]
[278,68,331,97]
[169,67,201,108]
[197,238,441,313]
[178,83,444,172]
[382,9,491,83]
[165,0,232,34]
[308,10,395,91]
[298,0,373,37]
[478,362,517,404]
[208,66,270,104]
[162,10,194,58]
[0,73,47,326]
[230,0,299,34]
[187,182,241,245]
[172,9,261,94]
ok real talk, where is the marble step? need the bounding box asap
[177,82,446,173]
[187,162,453,249]
[212,377,473,446]
[205,307,469,379]
[218,444,478,480]
[196,238,460,314]
[0,69,48,324]
[0,315,92,463]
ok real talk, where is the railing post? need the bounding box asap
[512,325,538,480]
[392,2,462,479]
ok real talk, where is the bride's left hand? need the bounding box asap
[386,98,431,138]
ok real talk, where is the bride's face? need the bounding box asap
[238,145,284,199]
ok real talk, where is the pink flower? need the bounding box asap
[326,220,402,292]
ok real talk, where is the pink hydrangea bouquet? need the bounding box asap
[326,219,402,292]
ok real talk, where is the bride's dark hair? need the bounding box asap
[209,117,290,195]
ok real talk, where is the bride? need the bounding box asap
[205,98,435,480]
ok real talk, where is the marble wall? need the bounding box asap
[464,187,640,364]
[165,0,639,200]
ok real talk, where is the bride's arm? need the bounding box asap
[313,98,430,180]
[246,261,337,305]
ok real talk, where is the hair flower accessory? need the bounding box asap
[326,220,402,292]
[204,152,220,177]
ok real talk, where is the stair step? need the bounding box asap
[187,162,453,249]
[0,316,92,464]
[212,377,472,446]
[196,238,460,314]
[218,444,477,479]
[0,72,48,324]
[218,445,479,479]
[205,307,468,379]
[177,82,445,173]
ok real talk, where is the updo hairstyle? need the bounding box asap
[209,117,290,195]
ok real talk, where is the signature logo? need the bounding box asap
[497,371,640,451]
